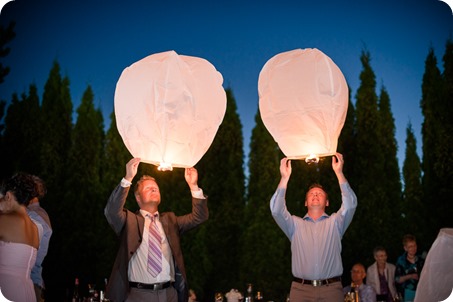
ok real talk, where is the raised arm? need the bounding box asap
[277,157,292,189]
[332,152,347,184]
[104,158,141,235]
[184,167,200,192]
[124,157,140,182]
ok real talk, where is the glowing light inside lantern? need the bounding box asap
[158,162,173,171]
[305,154,320,164]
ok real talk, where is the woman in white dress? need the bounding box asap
[0,173,41,302]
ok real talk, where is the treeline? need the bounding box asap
[0,33,452,302]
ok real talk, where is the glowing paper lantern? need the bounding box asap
[115,50,226,170]
[258,48,348,162]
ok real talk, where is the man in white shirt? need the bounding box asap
[104,158,208,302]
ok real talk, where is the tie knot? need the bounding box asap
[148,213,158,222]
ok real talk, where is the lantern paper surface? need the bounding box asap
[115,50,226,169]
[414,228,453,302]
[258,48,348,159]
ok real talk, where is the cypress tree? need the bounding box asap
[240,109,289,301]
[377,85,402,257]
[2,93,23,174]
[337,89,357,181]
[401,122,425,243]
[102,111,133,200]
[39,61,74,299]
[2,85,42,176]
[39,61,73,189]
[420,47,444,243]
[336,89,359,275]
[63,85,105,287]
[436,39,453,230]
[193,88,245,300]
[0,21,16,168]
[349,50,387,265]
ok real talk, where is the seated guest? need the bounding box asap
[367,246,397,301]
[395,234,425,301]
[344,263,377,302]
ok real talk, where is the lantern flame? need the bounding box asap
[305,154,319,164]
[157,162,173,171]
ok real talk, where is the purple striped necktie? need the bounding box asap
[147,213,162,277]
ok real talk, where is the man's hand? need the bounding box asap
[278,158,292,188]
[332,152,347,183]
[185,167,199,191]
[332,152,344,173]
[125,158,141,182]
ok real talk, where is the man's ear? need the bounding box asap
[135,192,141,204]
[5,191,13,201]
[326,199,329,207]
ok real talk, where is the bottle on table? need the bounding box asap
[72,278,80,302]
[245,283,254,302]
[353,283,360,302]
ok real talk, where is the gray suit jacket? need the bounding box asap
[104,184,208,302]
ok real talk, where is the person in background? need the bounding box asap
[27,175,52,302]
[188,288,197,302]
[367,246,397,302]
[104,158,209,302]
[343,263,377,302]
[270,152,357,302]
[395,234,425,301]
[0,172,41,302]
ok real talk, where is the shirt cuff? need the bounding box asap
[191,188,205,199]
[120,178,132,188]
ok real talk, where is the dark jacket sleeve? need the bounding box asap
[104,183,130,235]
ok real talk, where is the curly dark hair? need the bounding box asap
[31,175,47,200]
[2,172,37,206]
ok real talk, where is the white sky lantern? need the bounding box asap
[115,50,226,170]
[258,48,348,163]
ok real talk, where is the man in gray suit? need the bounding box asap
[104,158,208,302]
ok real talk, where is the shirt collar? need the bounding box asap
[303,212,329,222]
[27,202,41,209]
[140,209,159,220]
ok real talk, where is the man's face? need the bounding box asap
[135,179,161,207]
[404,240,417,257]
[351,264,366,284]
[305,187,328,210]
[374,250,388,265]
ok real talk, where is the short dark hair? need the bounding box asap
[373,246,387,256]
[134,175,157,195]
[306,183,328,200]
[402,234,416,245]
[351,262,366,272]
[2,172,37,206]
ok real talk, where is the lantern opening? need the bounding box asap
[157,162,173,171]
[305,154,319,164]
